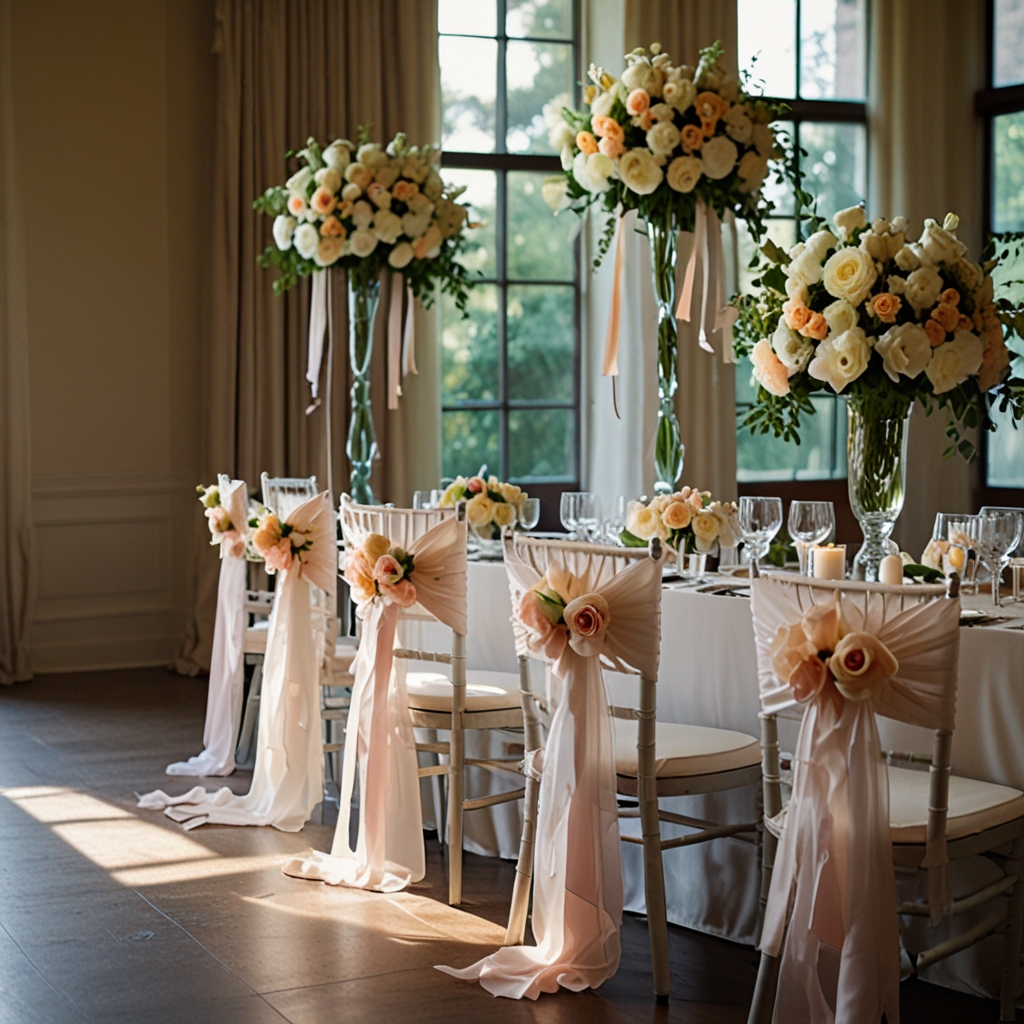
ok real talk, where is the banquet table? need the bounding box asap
[413,561,1024,1002]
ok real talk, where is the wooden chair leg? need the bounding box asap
[447,634,466,906]
[747,952,781,1024]
[1001,836,1024,1022]
[235,657,263,767]
[639,772,670,1002]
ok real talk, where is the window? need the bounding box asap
[437,0,581,489]
[980,0,1024,488]
[735,0,868,482]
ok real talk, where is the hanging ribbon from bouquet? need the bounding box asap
[387,272,418,411]
[306,268,330,408]
[601,211,627,419]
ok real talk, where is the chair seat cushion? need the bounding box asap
[611,718,761,779]
[406,669,521,712]
[888,765,1024,844]
[244,620,269,654]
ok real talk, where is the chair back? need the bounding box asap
[262,473,318,520]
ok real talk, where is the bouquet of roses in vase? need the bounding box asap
[439,474,531,545]
[620,487,739,557]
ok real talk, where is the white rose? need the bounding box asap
[724,105,753,144]
[314,167,342,193]
[807,326,871,393]
[341,182,362,202]
[787,248,824,289]
[700,135,738,179]
[772,323,813,373]
[572,151,615,194]
[804,229,838,263]
[542,177,572,211]
[666,155,702,193]
[904,264,943,312]
[373,162,400,190]
[691,511,721,553]
[625,502,666,541]
[590,89,616,118]
[918,218,966,265]
[272,214,296,251]
[821,246,877,305]
[822,298,858,336]
[548,120,575,152]
[322,141,351,172]
[293,223,319,259]
[351,200,374,229]
[286,166,313,195]
[663,78,696,113]
[649,103,674,122]
[618,148,663,195]
[833,204,867,239]
[752,123,774,157]
[925,329,985,394]
[875,323,933,383]
[357,143,386,168]
[314,236,343,267]
[894,244,923,272]
[886,274,906,295]
[422,173,443,200]
[373,209,403,245]
[736,150,768,193]
[560,145,574,170]
[349,228,378,258]
[388,241,414,269]
[646,120,681,156]
[402,211,432,238]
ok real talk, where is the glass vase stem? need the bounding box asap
[346,267,381,505]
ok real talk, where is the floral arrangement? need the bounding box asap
[251,512,317,575]
[920,528,971,577]
[518,564,610,660]
[620,487,739,554]
[735,206,1024,458]
[439,474,529,539]
[197,484,246,559]
[541,41,785,249]
[253,128,474,307]
[772,594,898,707]
[342,534,417,608]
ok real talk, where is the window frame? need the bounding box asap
[438,0,583,501]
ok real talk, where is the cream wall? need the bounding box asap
[11,0,215,671]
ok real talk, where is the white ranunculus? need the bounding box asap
[887,274,907,295]
[618,148,663,195]
[904,264,944,312]
[822,298,858,336]
[286,166,313,195]
[663,78,696,113]
[388,241,414,269]
[357,143,386,168]
[344,162,373,189]
[875,323,933,383]
[573,151,615,194]
[724,105,753,144]
[772,322,813,373]
[349,228,378,258]
[373,162,401,190]
[549,120,575,153]
[736,150,768,193]
[646,120,681,156]
[955,257,984,293]
[622,61,663,97]
[918,218,966,266]
[590,89,616,118]
[293,222,319,260]
[752,123,774,157]
[666,155,702,193]
[925,329,985,393]
[373,209,403,245]
[272,214,296,251]
[894,244,923,272]
[560,145,574,170]
[542,176,572,211]
[807,326,871,393]
[833,204,867,239]
[314,236,343,267]
[322,140,351,172]
[700,135,738,179]
[822,246,877,306]
[314,167,342,193]
[351,200,374,229]
[787,248,824,290]
[804,229,838,263]
[341,182,362,203]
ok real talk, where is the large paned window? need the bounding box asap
[735,0,868,483]
[980,0,1024,488]
[437,0,580,490]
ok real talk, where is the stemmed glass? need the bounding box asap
[603,495,629,544]
[518,498,541,530]
[560,492,600,541]
[738,496,783,572]
[788,501,835,576]
[975,510,1024,605]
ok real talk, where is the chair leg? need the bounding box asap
[1001,836,1024,1022]
[447,635,466,906]
[747,952,781,1024]
[235,657,263,767]
[504,766,539,946]
[638,771,670,1002]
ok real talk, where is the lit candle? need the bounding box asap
[879,554,904,585]
[812,543,846,580]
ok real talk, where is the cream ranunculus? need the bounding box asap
[314,167,342,193]
[349,228,378,258]
[804,229,837,263]
[666,155,702,193]
[807,326,871,393]
[924,329,985,394]
[875,323,933,383]
[273,214,296,251]
[373,209,403,245]
[572,151,615,194]
[625,502,666,541]
[918,217,966,266]
[691,511,721,553]
[787,248,824,290]
[772,322,813,373]
[822,246,877,306]
[388,241,414,269]
[322,140,352,172]
[344,162,373,190]
[833,204,867,239]
[904,264,944,312]
[618,148,663,195]
[700,135,738,179]
[293,222,319,260]
[646,120,681,156]
[822,298,858,336]
[542,176,572,212]
[314,237,343,267]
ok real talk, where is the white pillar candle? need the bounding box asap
[812,544,846,580]
[879,554,904,585]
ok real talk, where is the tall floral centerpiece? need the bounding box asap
[735,206,1024,579]
[543,42,787,492]
[254,130,474,504]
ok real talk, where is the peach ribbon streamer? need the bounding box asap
[387,274,417,410]
[602,214,626,379]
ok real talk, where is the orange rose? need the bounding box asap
[751,338,790,397]
[700,117,717,138]
[662,500,692,531]
[695,91,725,124]
[783,299,812,332]
[680,124,704,153]
[800,312,828,341]
[930,302,959,333]
[940,287,960,306]
[320,216,346,238]
[625,88,650,116]
[575,131,598,155]
[957,314,973,331]
[592,115,624,143]
[924,318,947,347]
[598,136,625,160]
[343,548,377,603]
[869,292,902,323]
[829,632,899,701]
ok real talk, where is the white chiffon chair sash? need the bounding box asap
[139,492,336,831]
[167,476,249,778]
[751,576,960,1024]
[281,510,467,892]
[437,539,661,999]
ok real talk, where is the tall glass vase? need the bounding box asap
[646,217,685,493]
[346,266,381,505]
[847,395,912,581]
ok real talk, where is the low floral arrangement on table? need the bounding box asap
[920,528,971,577]
[342,534,417,608]
[197,484,246,559]
[519,564,610,661]
[620,487,739,554]
[439,474,530,539]
[251,512,317,575]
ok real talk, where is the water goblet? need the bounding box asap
[977,510,1024,605]
[603,495,629,544]
[738,496,783,572]
[576,493,601,542]
[518,497,540,530]
[788,500,835,576]
[412,490,431,510]
[560,492,582,540]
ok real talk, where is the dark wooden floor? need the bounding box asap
[0,668,1012,1023]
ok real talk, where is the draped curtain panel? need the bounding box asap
[0,0,35,686]
[177,0,440,674]
[869,0,986,558]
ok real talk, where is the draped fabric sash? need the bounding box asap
[437,544,662,999]
[751,578,960,1024]
[167,477,249,777]
[282,514,467,892]
[139,493,337,831]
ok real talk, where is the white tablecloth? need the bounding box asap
[418,562,1024,1002]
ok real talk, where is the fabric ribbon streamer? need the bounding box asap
[387,273,418,410]
[306,269,330,406]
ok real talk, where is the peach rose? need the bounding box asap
[662,500,692,531]
[379,578,417,607]
[576,131,599,155]
[310,186,336,216]
[869,292,902,323]
[924,318,947,347]
[598,136,625,160]
[771,622,820,696]
[829,632,899,701]
[343,548,377,604]
[372,553,404,586]
[564,593,611,657]
[206,504,231,536]
[264,537,294,573]
[800,312,828,341]
[751,338,791,397]
[392,180,419,203]
[320,215,345,238]
[955,314,972,331]
[625,89,650,116]
[940,287,960,306]
[680,124,704,153]
[467,476,486,494]
[789,656,831,703]
[591,115,624,143]
[363,534,391,564]
[519,589,567,661]
[286,193,308,218]
[802,598,842,651]
[694,91,726,125]
[782,299,812,332]
[251,514,282,557]
[930,302,960,333]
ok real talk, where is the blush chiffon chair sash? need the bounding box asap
[751,577,960,1024]
[139,492,336,831]
[167,476,248,778]
[437,540,662,999]
[281,512,467,892]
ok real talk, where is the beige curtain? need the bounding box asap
[870,0,986,557]
[0,0,34,686]
[623,0,739,500]
[177,0,440,674]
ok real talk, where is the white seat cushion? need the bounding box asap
[888,765,1024,844]
[611,718,761,779]
[244,620,269,654]
[406,669,522,712]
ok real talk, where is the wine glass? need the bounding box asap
[788,501,835,576]
[412,490,431,509]
[603,495,629,544]
[976,510,1024,605]
[576,493,601,542]
[980,506,1024,558]
[738,496,783,571]
[560,492,582,539]
[518,497,540,530]
[949,515,981,594]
